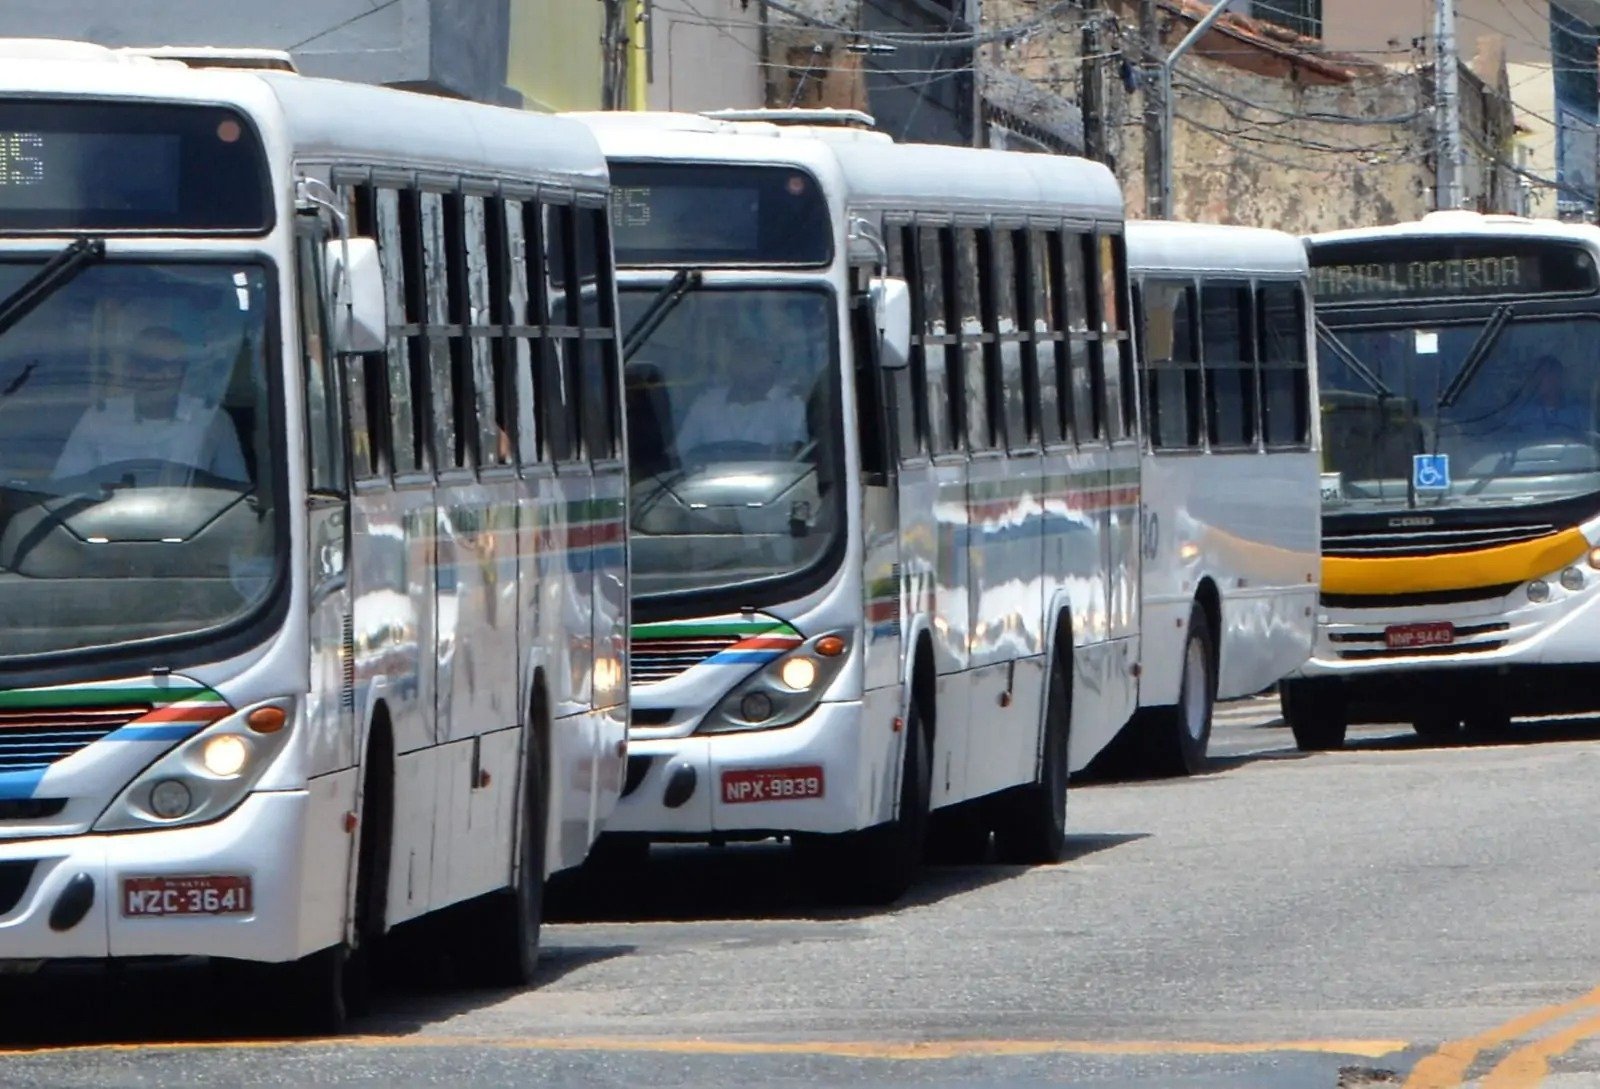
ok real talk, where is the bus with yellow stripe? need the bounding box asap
[1284,211,1600,747]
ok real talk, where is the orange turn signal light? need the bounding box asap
[815,635,846,657]
[247,706,287,734]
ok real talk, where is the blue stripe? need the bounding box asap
[705,650,784,666]
[0,769,45,801]
[105,725,199,743]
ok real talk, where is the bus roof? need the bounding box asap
[1309,210,1600,250]
[0,45,609,192]
[1127,220,1308,278]
[571,110,1123,222]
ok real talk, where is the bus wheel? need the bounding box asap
[812,698,931,905]
[469,722,548,987]
[992,650,1071,865]
[1281,678,1347,751]
[1134,605,1215,777]
[1412,710,1464,744]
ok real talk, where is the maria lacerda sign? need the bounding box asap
[1311,239,1599,304]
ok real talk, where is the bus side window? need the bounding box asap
[510,199,545,466]
[917,226,957,454]
[543,202,585,465]
[994,228,1033,451]
[297,229,345,495]
[956,228,994,452]
[886,222,924,460]
[343,181,387,480]
[421,191,462,472]
[1143,278,1202,450]
[1026,229,1067,447]
[1064,232,1099,443]
[1100,233,1136,440]
[574,205,620,462]
[380,186,424,475]
[1200,280,1258,448]
[463,194,506,468]
[1258,281,1310,447]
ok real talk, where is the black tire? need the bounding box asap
[992,650,1071,865]
[1463,703,1513,740]
[1413,710,1464,744]
[1132,605,1215,777]
[811,698,931,906]
[216,944,355,1037]
[1281,678,1348,751]
[467,717,548,987]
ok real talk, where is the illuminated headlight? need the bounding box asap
[148,779,193,821]
[779,657,819,692]
[94,699,295,832]
[699,630,853,735]
[1561,567,1586,592]
[1528,579,1552,603]
[1589,547,1600,571]
[202,735,250,778]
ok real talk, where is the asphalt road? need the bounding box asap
[9,700,1600,1088]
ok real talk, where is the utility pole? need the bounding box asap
[601,0,628,110]
[1082,3,1106,163]
[1140,0,1163,218]
[1158,0,1236,219]
[1434,0,1463,209]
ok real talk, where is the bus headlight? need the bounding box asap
[94,699,295,832]
[699,631,852,735]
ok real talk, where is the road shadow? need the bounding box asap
[1343,714,1600,753]
[0,926,633,1052]
[549,830,1149,925]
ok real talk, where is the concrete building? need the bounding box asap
[1322,0,1600,217]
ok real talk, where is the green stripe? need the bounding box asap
[633,618,801,640]
[0,681,222,710]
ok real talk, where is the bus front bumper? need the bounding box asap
[0,791,310,966]
[605,701,888,839]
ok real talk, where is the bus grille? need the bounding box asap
[0,860,37,915]
[0,705,148,771]
[630,636,740,685]
[1329,622,1510,660]
[1325,523,1557,558]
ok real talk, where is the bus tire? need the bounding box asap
[1282,678,1347,751]
[1132,604,1215,777]
[469,710,549,987]
[992,648,1071,865]
[812,697,931,906]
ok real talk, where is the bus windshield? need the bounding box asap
[0,260,280,659]
[1320,313,1600,510]
[619,286,842,601]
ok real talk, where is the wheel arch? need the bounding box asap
[349,701,395,945]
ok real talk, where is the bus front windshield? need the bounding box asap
[619,286,842,601]
[0,261,280,660]
[1319,313,1600,510]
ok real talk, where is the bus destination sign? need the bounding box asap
[1311,240,1598,304]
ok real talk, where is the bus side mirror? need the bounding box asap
[871,277,912,370]
[324,237,387,354]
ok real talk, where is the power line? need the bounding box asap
[290,0,405,51]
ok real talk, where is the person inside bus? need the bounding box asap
[53,324,249,484]
[674,333,807,459]
[1502,355,1589,440]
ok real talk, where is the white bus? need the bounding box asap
[573,111,1142,901]
[0,42,629,1029]
[1286,212,1600,747]
[1115,222,1320,774]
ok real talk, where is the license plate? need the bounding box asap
[122,875,253,917]
[1385,622,1455,650]
[721,766,825,804]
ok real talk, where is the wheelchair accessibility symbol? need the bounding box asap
[1413,453,1451,492]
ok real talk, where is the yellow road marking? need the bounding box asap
[1404,985,1600,1089]
[1479,1010,1600,1088]
[0,1034,1410,1062]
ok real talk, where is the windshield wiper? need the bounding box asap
[623,268,702,362]
[1317,319,1394,398]
[0,237,106,340]
[1438,304,1513,410]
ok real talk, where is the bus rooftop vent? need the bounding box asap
[702,108,878,130]
[119,45,299,72]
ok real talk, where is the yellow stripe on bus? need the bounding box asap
[1323,528,1590,596]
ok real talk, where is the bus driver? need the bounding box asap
[53,324,248,484]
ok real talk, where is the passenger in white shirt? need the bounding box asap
[674,339,808,459]
[53,325,248,484]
